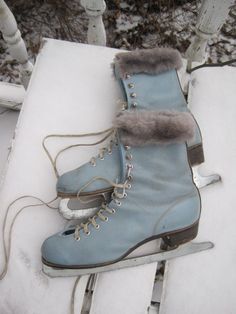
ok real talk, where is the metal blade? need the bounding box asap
[192,166,221,189]
[43,241,214,277]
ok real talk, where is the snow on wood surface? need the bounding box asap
[0,39,157,314]
[0,109,19,183]
[160,66,236,314]
[0,82,25,105]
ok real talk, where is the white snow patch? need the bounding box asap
[116,14,142,32]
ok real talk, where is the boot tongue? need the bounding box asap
[116,133,127,182]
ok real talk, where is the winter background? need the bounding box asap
[0,0,236,84]
[0,2,235,312]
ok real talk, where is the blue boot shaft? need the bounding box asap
[57,48,203,197]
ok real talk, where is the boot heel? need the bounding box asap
[162,222,199,248]
[188,144,204,166]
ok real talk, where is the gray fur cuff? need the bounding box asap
[114,48,182,79]
[114,110,195,146]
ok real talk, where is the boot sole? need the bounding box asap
[42,220,199,270]
[188,143,204,166]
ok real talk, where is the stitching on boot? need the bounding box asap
[114,48,182,79]
[114,110,195,146]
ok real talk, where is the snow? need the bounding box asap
[116,14,142,32]
[160,65,236,314]
[0,1,235,312]
[0,39,157,314]
[0,109,19,183]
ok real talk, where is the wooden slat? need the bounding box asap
[0,39,157,314]
[0,109,18,179]
[160,66,236,314]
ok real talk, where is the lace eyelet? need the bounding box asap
[128,83,134,88]
[127,183,132,189]
[126,153,132,160]
[90,161,96,167]
[75,236,80,241]
[85,231,91,236]
[95,224,100,229]
[117,201,122,206]
[108,150,112,155]
[128,175,133,181]
[126,163,133,169]
[130,93,136,98]
[100,157,104,160]
[123,193,127,198]
[111,208,116,213]
[104,217,109,222]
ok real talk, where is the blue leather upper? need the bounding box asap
[43,54,202,268]
[57,67,202,196]
[42,139,200,266]
[56,143,122,194]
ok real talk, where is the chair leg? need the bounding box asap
[81,0,107,46]
[185,0,234,70]
[0,0,33,90]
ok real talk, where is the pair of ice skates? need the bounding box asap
[42,48,217,277]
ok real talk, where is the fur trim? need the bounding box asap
[114,110,195,146]
[114,48,182,79]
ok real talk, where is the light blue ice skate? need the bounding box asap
[42,108,213,276]
[57,48,205,219]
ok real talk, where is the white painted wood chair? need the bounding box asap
[0,1,234,313]
[0,0,33,109]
